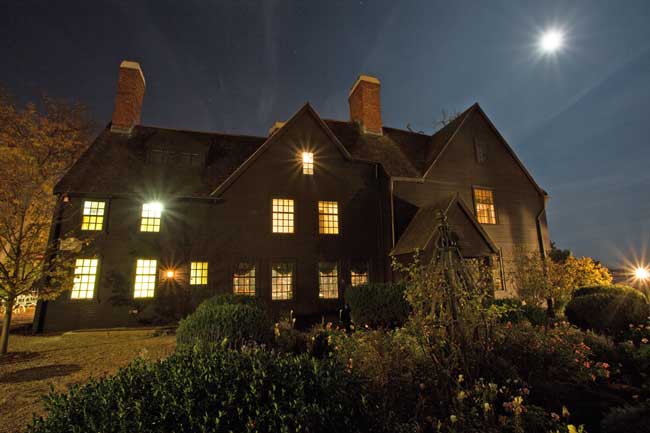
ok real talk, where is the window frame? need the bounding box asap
[271,197,295,234]
[133,258,158,299]
[270,260,295,301]
[80,200,106,232]
[318,200,340,235]
[70,257,100,300]
[472,186,498,225]
[189,261,209,286]
[140,202,163,233]
[302,152,314,175]
[233,261,257,296]
[318,261,339,300]
[350,260,370,287]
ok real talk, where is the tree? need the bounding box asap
[548,241,571,264]
[0,89,93,354]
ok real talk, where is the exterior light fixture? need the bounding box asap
[634,267,650,281]
[165,270,175,279]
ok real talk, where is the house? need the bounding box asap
[34,60,551,332]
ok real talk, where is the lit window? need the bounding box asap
[272,198,294,233]
[190,262,208,285]
[71,258,98,299]
[319,262,339,299]
[140,202,162,232]
[302,152,314,175]
[134,259,157,298]
[318,201,339,234]
[233,262,256,296]
[473,188,497,225]
[350,262,369,287]
[271,262,294,300]
[81,201,105,231]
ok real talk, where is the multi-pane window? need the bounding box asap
[272,199,294,233]
[319,262,339,299]
[71,258,98,299]
[318,201,339,234]
[81,201,105,231]
[271,262,294,300]
[190,262,208,285]
[134,259,157,298]
[302,152,314,175]
[140,202,162,232]
[473,188,497,225]
[350,262,369,287]
[233,262,256,296]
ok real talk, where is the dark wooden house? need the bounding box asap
[34,61,551,332]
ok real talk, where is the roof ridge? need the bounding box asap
[135,124,266,140]
[322,118,432,137]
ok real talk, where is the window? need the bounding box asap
[271,262,294,300]
[493,251,505,291]
[71,258,98,299]
[150,149,203,167]
[318,201,339,234]
[473,188,497,224]
[350,262,369,287]
[81,201,105,231]
[134,259,157,298]
[140,202,162,232]
[302,152,314,175]
[474,139,487,164]
[190,262,208,285]
[272,199,294,233]
[319,262,339,299]
[233,262,256,296]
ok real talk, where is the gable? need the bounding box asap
[424,105,545,197]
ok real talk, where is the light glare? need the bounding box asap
[539,29,564,53]
[634,267,650,281]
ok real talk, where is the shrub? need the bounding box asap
[573,285,647,301]
[565,291,649,339]
[28,348,370,433]
[493,298,547,326]
[345,282,409,328]
[176,295,272,350]
[601,402,650,433]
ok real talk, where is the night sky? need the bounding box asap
[2,0,649,267]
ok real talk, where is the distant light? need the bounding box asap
[539,29,564,53]
[634,267,650,281]
[165,270,175,279]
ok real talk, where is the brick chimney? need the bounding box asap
[348,75,382,135]
[111,60,146,133]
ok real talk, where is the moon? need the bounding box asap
[539,29,564,54]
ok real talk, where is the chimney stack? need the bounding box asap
[111,60,146,133]
[348,75,382,135]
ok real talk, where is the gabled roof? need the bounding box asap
[391,194,498,256]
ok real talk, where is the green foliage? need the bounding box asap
[493,299,547,326]
[176,295,273,350]
[601,401,650,433]
[344,282,409,328]
[573,284,647,301]
[28,348,369,433]
[565,290,650,340]
[273,313,308,355]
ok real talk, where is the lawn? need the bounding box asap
[0,329,175,433]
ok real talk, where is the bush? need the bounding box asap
[565,291,649,339]
[176,295,273,350]
[493,299,547,326]
[28,348,370,433]
[345,282,409,328]
[601,401,650,433]
[573,285,647,301]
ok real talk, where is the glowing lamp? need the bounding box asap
[165,270,175,279]
[539,29,564,53]
[634,267,650,281]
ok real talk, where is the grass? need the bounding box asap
[0,329,176,433]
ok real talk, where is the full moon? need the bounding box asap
[539,29,564,53]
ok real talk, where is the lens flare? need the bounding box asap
[539,29,564,53]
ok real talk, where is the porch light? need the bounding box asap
[165,270,175,279]
[634,267,650,281]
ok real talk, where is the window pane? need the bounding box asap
[318,201,339,234]
[233,262,256,296]
[81,201,105,231]
[140,202,162,232]
[271,262,294,300]
[473,189,496,224]
[350,262,369,287]
[134,259,157,298]
[319,262,338,299]
[190,262,208,285]
[71,258,98,299]
[272,198,294,233]
[302,152,314,175]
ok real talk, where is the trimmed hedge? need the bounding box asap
[565,289,649,338]
[28,349,370,433]
[344,282,409,328]
[573,284,647,301]
[176,295,273,350]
